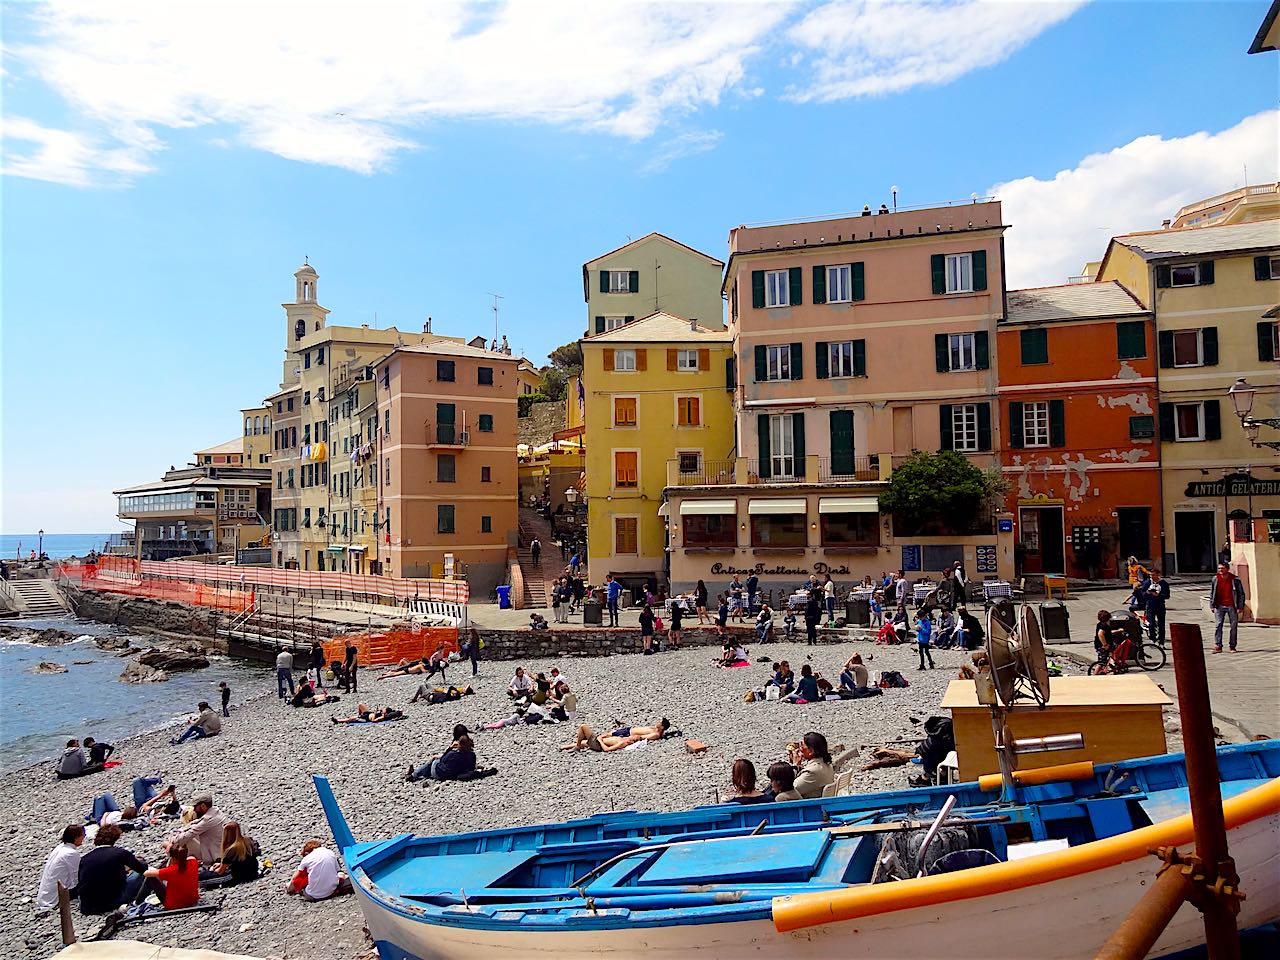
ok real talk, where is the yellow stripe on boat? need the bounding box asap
[772,775,1280,933]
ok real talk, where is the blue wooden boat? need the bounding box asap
[315,740,1280,960]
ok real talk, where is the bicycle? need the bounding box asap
[1090,635,1166,674]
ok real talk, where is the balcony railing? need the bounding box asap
[669,458,736,486]
[756,458,804,483]
[818,456,881,483]
[425,422,468,447]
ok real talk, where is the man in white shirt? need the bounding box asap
[507,666,533,700]
[35,825,85,913]
[276,647,295,699]
[287,840,353,902]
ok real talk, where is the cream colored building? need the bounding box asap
[241,405,272,468]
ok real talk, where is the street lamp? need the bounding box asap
[1228,378,1255,419]
[564,487,578,506]
[1228,378,1280,451]
[37,529,44,558]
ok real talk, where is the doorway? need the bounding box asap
[1174,511,1216,573]
[1018,506,1065,575]
[1116,507,1151,564]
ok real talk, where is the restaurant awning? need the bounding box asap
[656,502,670,517]
[748,498,806,515]
[679,499,737,516]
[818,496,879,514]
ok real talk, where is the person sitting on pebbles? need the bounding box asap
[405,726,478,781]
[290,679,340,708]
[164,793,229,866]
[170,702,221,745]
[286,840,352,902]
[561,718,670,753]
[507,666,533,700]
[717,639,749,668]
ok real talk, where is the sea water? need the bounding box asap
[0,615,268,772]
[0,533,113,560]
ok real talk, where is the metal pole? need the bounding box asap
[1170,621,1240,960]
[1095,865,1190,960]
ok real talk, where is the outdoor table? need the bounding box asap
[664,596,696,616]
[912,582,934,604]
[982,580,1013,601]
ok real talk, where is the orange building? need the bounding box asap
[374,341,519,591]
[998,282,1160,579]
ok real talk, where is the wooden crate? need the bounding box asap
[940,675,1170,781]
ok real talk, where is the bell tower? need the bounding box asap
[282,260,330,385]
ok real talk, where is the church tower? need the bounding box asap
[282,261,330,385]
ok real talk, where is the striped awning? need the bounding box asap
[818,497,879,514]
[748,498,806,515]
[679,499,737,516]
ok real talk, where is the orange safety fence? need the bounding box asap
[323,626,460,667]
[56,562,254,613]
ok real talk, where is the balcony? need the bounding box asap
[667,454,890,487]
[425,422,469,448]
[668,458,736,487]
[818,455,882,483]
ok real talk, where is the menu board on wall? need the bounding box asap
[901,545,921,572]
[976,545,997,574]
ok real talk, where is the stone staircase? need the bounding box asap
[6,578,70,616]
[517,507,556,609]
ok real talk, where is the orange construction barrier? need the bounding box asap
[324,626,459,667]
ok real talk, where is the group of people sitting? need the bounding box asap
[745,653,882,703]
[720,732,837,803]
[56,737,115,780]
[485,667,576,728]
[876,602,985,670]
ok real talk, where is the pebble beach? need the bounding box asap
[1,636,1095,960]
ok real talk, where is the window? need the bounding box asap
[949,333,976,371]
[829,341,856,378]
[1117,321,1146,359]
[478,414,494,433]
[821,512,879,548]
[604,316,627,331]
[945,253,973,293]
[1020,328,1048,365]
[481,466,492,483]
[478,366,493,385]
[683,514,736,548]
[613,397,637,427]
[303,391,310,406]
[952,404,980,452]
[1266,321,1280,361]
[437,454,456,483]
[437,504,455,534]
[384,410,390,435]
[316,347,325,364]
[384,457,391,486]
[614,517,638,555]
[1172,330,1203,367]
[676,349,699,371]
[437,360,455,382]
[1023,401,1050,448]
[1171,264,1199,287]
[304,351,311,370]
[1129,415,1155,439]
[765,269,789,308]
[287,397,294,411]
[827,264,852,303]
[1174,403,1204,441]
[677,396,701,426]
[614,451,638,488]
[766,344,791,381]
[481,515,492,533]
[677,451,701,474]
[276,400,283,414]
[608,270,630,293]
[303,508,312,528]
[751,513,807,548]
[615,349,637,372]
[769,415,795,477]
[244,419,251,436]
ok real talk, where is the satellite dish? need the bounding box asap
[985,611,1018,707]
[1016,604,1051,706]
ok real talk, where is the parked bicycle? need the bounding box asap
[1090,632,1166,674]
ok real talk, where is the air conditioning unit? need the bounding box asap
[459,431,471,445]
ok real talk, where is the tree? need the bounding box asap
[548,341,583,375]
[538,367,568,401]
[878,450,1006,537]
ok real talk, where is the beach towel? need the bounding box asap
[724,659,750,668]
[336,715,407,725]
[103,761,122,769]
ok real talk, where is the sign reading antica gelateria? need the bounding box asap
[709,561,851,577]
[1184,476,1280,498]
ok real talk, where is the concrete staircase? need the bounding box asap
[7,578,70,616]
[517,507,556,609]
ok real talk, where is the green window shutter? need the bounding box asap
[595,316,606,334]
[1203,399,1221,441]
[789,342,803,380]
[976,403,992,451]
[935,333,949,372]
[436,402,455,424]
[1157,330,1174,368]
[1049,399,1066,448]
[1201,327,1218,366]
[975,331,990,370]
[1158,402,1174,440]
[754,344,767,382]
[971,250,988,291]
[852,261,866,301]
[931,254,946,295]
[757,415,771,479]
[938,405,953,451]
[1259,322,1277,362]
[853,339,866,377]
[751,271,765,309]
[1256,256,1272,281]
[815,341,829,379]
[812,266,826,305]
[1117,321,1146,360]
[1020,328,1048,364]
[1155,265,1172,288]
[830,410,854,474]
[725,356,737,390]
[1008,401,1024,448]
[1198,261,1214,285]
[788,267,803,306]
[600,270,610,293]
[792,412,806,466]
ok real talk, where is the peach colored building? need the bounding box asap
[374,341,519,592]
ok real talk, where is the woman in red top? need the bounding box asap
[144,842,199,910]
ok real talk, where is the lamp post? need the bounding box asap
[1227,378,1280,451]
[37,529,44,559]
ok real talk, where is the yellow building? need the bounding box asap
[582,312,734,585]
[582,232,724,335]
[240,405,272,468]
[1097,218,1280,572]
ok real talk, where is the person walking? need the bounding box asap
[530,537,542,567]
[695,579,710,625]
[344,643,359,693]
[1208,562,1245,653]
[275,647,295,699]
[605,574,622,627]
[218,681,232,717]
[1143,569,1169,647]
[822,574,836,626]
[916,612,935,670]
[309,642,326,686]
[804,591,821,646]
[745,573,759,615]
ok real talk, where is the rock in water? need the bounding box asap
[95,633,132,651]
[137,648,209,671]
[32,661,68,674]
[0,625,79,646]
[120,660,169,683]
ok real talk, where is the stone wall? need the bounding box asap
[471,623,865,661]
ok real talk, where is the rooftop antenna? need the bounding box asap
[891,185,898,212]
[488,293,504,341]
[654,257,662,312]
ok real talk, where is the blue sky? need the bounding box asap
[2,0,1277,533]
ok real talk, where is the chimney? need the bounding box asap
[1161,219,1171,229]
[690,319,697,332]
[425,316,432,333]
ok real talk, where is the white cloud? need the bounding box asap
[0,116,154,186]
[785,0,1085,101]
[640,130,724,174]
[993,111,1280,288]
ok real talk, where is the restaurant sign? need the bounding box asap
[709,561,852,577]
[1184,475,1280,498]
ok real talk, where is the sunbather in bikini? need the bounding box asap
[561,718,670,752]
[330,704,403,724]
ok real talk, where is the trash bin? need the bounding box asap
[846,598,870,627]
[583,601,603,626]
[496,585,512,609]
[1039,600,1070,641]
[620,589,633,609]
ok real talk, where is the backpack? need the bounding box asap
[878,670,910,689]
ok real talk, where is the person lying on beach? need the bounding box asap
[561,719,670,752]
[286,840,353,902]
[404,731,477,781]
[170,702,221,745]
[57,739,104,780]
[198,821,260,888]
[409,683,475,704]
[89,783,179,829]
[290,680,340,708]
[331,704,403,724]
[378,649,448,682]
[484,701,554,729]
[722,758,768,804]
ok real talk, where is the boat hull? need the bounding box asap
[353,804,1280,960]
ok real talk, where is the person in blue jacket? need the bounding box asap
[605,574,623,627]
[1142,569,1170,646]
[915,612,934,671]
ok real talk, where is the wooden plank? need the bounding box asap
[940,675,1171,709]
